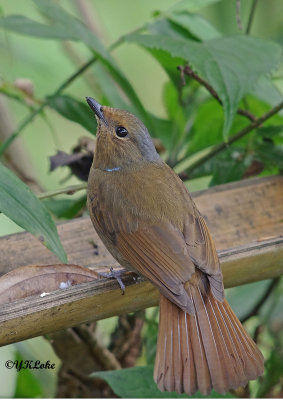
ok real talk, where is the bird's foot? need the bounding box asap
[99,267,126,294]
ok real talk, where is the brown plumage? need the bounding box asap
[86,97,264,395]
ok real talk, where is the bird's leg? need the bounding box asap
[98,267,127,294]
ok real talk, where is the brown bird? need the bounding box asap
[86,97,264,395]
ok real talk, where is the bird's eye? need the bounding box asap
[116,126,128,138]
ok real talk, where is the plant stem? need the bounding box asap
[0,102,46,155]
[179,65,256,122]
[246,0,258,34]
[0,27,137,156]
[38,183,87,200]
[0,57,96,156]
[52,57,97,97]
[185,100,283,176]
[236,0,243,31]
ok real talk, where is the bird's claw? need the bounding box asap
[99,267,126,294]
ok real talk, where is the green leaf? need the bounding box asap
[14,352,44,398]
[148,18,192,40]
[93,366,234,398]
[186,99,224,154]
[34,0,153,132]
[144,322,158,366]
[47,95,96,134]
[174,146,214,175]
[168,12,221,41]
[0,0,152,133]
[253,123,283,170]
[226,280,272,320]
[0,345,18,397]
[209,147,247,186]
[0,163,67,263]
[163,81,186,137]
[0,15,76,39]
[184,175,212,192]
[256,350,283,397]
[43,195,87,219]
[256,125,283,137]
[32,0,109,57]
[150,114,175,149]
[254,141,283,169]
[169,0,222,13]
[144,46,185,86]
[33,0,151,123]
[127,34,282,138]
[250,76,283,108]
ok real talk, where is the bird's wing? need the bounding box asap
[183,208,224,301]
[183,208,219,274]
[116,222,196,313]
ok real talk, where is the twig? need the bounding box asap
[241,277,280,323]
[73,325,121,370]
[246,0,258,34]
[185,100,283,175]
[38,183,87,200]
[178,65,256,122]
[111,312,145,368]
[236,0,243,31]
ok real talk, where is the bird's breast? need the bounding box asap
[88,162,192,235]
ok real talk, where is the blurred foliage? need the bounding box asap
[0,0,282,398]
[93,366,235,398]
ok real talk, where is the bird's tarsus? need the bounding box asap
[99,267,126,294]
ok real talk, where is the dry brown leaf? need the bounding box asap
[0,264,99,305]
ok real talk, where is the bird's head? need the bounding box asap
[86,97,161,171]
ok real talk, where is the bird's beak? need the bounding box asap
[86,97,107,125]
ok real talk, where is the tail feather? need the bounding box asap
[154,294,167,392]
[192,287,228,394]
[221,300,263,378]
[163,298,174,392]
[172,303,183,393]
[208,297,247,389]
[154,289,264,396]
[181,312,197,395]
[188,305,212,394]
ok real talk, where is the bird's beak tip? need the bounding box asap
[86,96,107,125]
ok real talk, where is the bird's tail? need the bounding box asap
[154,289,264,395]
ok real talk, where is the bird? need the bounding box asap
[86,96,264,395]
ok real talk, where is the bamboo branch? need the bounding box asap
[0,237,282,347]
[178,65,256,122]
[185,100,283,176]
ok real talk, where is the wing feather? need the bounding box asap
[184,210,224,301]
[117,224,196,312]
